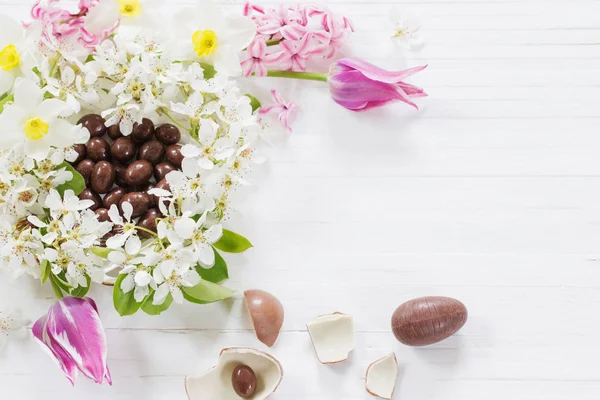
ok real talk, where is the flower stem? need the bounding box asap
[50,276,64,299]
[265,70,329,82]
[158,107,191,133]
[266,39,283,46]
[0,93,14,113]
[135,226,158,237]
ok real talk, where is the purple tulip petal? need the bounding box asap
[336,58,427,84]
[33,315,79,385]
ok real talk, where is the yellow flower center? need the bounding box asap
[24,118,49,141]
[192,30,218,58]
[0,44,20,71]
[118,0,142,17]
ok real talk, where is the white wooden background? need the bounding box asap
[1,0,600,399]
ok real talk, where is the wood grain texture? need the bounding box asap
[1,0,600,399]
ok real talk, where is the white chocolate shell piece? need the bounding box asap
[365,353,398,399]
[307,313,355,364]
[185,347,283,400]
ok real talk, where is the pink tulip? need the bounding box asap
[33,297,111,386]
[328,58,427,111]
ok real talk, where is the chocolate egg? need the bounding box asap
[107,124,123,140]
[391,296,468,347]
[114,163,129,187]
[71,144,87,165]
[87,137,111,162]
[79,188,102,211]
[131,118,155,144]
[126,160,153,186]
[111,137,136,163]
[154,162,176,182]
[75,159,95,186]
[139,140,165,165]
[120,192,150,218]
[137,208,161,239]
[155,124,181,145]
[103,186,128,210]
[165,144,184,167]
[231,364,257,399]
[91,161,115,195]
[78,114,107,137]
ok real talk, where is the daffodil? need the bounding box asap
[172,2,257,76]
[0,78,88,160]
[0,15,26,95]
[85,0,163,36]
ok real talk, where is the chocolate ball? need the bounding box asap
[231,365,257,399]
[165,145,184,168]
[114,163,129,187]
[155,124,181,145]
[87,137,111,162]
[126,160,153,186]
[75,159,95,186]
[137,208,162,239]
[79,188,102,211]
[107,124,123,140]
[111,137,136,163]
[139,140,165,165]
[131,118,155,144]
[103,186,128,210]
[120,192,150,219]
[154,162,177,182]
[78,114,107,138]
[91,161,115,194]
[95,208,110,223]
[71,144,87,165]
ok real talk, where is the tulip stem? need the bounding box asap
[265,70,329,83]
[50,276,64,299]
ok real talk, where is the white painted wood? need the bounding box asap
[1,0,600,399]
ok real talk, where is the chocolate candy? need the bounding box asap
[103,186,128,210]
[150,179,170,206]
[155,124,181,145]
[107,124,123,140]
[94,208,110,223]
[87,137,111,162]
[126,160,153,186]
[76,159,95,186]
[71,144,87,165]
[79,188,102,211]
[111,137,136,163]
[231,364,257,399]
[78,114,107,138]
[165,144,184,167]
[154,162,177,182]
[120,192,150,218]
[114,163,129,187]
[391,296,468,347]
[131,118,155,144]
[91,161,115,194]
[139,140,165,165]
[137,208,161,239]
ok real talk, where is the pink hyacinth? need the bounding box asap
[328,58,427,111]
[260,90,298,132]
[33,297,111,386]
[241,38,287,77]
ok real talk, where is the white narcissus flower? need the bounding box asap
[171,2,256,76]
[173,212,223,267]
[86,0,164,36]
[0,79,89,160]
[0,15,26,95]
[389,8,424,50]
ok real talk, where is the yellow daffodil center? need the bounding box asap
[24,118,49,141]
[0,44,20,71]
[118,0,142,17]
[192,30,218,58]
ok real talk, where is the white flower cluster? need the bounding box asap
[0,0,267,313]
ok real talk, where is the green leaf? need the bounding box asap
[90,246,112,259]
[214,229,253,254]
[56,162,86,196]
[141,292,173,316]
[69,275,91,298]
[113,274,142,316]
[41,260,51,284]
[246,94,262,113]
[200,62,216,79]
[196,247,229,283]
[182,280,235,305]
[49,275,64,299]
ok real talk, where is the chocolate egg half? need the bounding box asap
[391,296,467,346]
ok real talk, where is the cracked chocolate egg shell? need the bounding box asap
[391,296,467,346]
